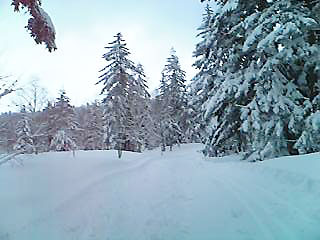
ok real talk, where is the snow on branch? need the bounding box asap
[12,0,57,52]
[0,76,18,100]
[0,152,22,166]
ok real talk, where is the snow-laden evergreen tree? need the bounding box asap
[50,130,76,152]
[101,106,113,150]
[160,117,182,152]
[184,91,204,143]
[156,51,186,151]
[54,90,78,131]
[240,0,320,160]
[131,63,156,151]
[165,48,189,137]
[47,90,79,151]
[83,102,104,150]
[294,111,320,154]
[97,33,142,157]
[156,94,181,152]
[188,5,215,143]
[39,101,56,151]
[0,112,18,152]
[292,1,320,155]
[195,0,320,160]
[196,1,258,157]
[157,48,190,150]
[13,113,35,153]
[28,108,50,153]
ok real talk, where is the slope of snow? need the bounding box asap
[0,144,319,240]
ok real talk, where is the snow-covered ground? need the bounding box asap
[0,144,320,240]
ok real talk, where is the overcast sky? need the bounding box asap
[0,0,208,111]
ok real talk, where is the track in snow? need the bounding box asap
[1,144,320,240]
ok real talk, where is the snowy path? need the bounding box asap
[0,144,320,240]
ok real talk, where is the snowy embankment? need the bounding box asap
[0,144,320,240]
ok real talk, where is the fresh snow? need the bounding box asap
[0,144,320,240]
[37,6,56,35]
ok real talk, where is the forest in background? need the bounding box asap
[2,0,320,161]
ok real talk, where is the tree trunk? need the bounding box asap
[117,149,122,159]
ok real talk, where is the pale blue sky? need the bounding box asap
[0,0,210,110]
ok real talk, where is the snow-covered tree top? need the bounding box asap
[97,33,141,97]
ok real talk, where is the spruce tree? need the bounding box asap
[164,49,189,140]
[240,0,320,160]
[157,49,189,151]
[13,113,35,153]
[50,130,76,152]
[40,101,55,151]
[97,33,141,157]
[189,4,215,144]
[195,0,320,160]
[83,102,104,150]
[184,90,204,143]
[0,112,18,152]
[48,90,78,151]
[131,63,155,151]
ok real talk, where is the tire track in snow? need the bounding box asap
[213,171,299,240]
[144,159,191,240]
[253,165,320,197]
[7,154,157,240]
[56,155,156,210]
[222,164,320,239]
[235,162,320,223]
[228,166,316,223]
[208,175,276,240]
